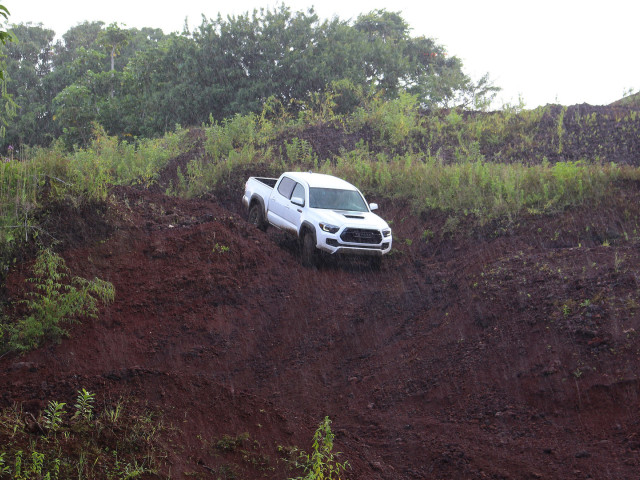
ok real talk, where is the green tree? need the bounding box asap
[353,9,410,96]
[53,21,104,70]
[120,26,165,62]
[0,3,17,140]
[351,9,499,108]
[47,23,157,143]
[1,23,56,146]
[1,7,499,146]
[52,83,95,148]
[0,3,13,63]
[123,33,202,136]
[47,21,107,100]
[403,35,499,108]
[95,23,130,103]
[193,6,369,118]
[97,22,130,72]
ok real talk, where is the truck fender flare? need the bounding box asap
[299,221,316,244]
[249,194,266,214]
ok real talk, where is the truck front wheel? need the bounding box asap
[301,231,318,268]
[248,203,267,231]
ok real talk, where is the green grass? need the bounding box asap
[332,153,622,218]
[0,127,189,276]
[0,391,166,479]
[2,95,640,273]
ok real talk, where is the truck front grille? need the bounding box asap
[340,228,382,244]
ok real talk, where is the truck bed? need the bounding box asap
[253,177,278,188]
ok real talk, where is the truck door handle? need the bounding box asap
[297,209,302,213]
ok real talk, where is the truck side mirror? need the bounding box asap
[291,196,305,207]
[369,203,378,211]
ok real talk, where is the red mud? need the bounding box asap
[2,145,640,479]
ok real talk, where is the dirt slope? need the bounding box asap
[2,147,640,478]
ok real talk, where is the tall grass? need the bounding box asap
[350,92,421,145]
[0,149,65,273]
[171,144,263,198]
[68,125,187,196]
[0,127,188,272]
[204,113,261,162]
[194,115,630,220]
[2,96,640,268]
[332,151,621,218]
[188,95,639,221]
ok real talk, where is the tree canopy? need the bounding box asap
[0,3,17,138]
[1,5,499,149]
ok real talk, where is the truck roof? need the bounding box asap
[283,172,357,190]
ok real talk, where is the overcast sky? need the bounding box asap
[4,0,639,109]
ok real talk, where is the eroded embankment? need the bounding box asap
[1,182,639,478]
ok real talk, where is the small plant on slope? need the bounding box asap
[73,388,95,423]
[0,452,10,474]
[43,401,66,432]
[0,249,115,353]
[290,416,350,480]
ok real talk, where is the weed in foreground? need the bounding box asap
[0,392,166,479]
[284,416,350,480]
[73,388,95,423]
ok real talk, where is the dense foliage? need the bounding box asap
[0,6,498,150]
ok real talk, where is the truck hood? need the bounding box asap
[319,209,390,230]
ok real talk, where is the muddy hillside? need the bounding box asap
[1,105,640,479]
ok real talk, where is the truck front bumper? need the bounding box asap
[317,230,392,256]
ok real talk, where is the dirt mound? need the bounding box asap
[2,112,640,478]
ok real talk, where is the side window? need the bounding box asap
[291,183,305,205]
[277,177,296,199]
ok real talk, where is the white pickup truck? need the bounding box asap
[242,172,392,268]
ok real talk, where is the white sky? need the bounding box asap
[4,0,639,108]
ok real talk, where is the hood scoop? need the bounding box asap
[343,214,365,219]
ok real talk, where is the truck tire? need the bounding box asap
[248,203,267,231]
[301,230,318,268]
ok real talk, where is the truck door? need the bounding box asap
[281,182,305,229]
[267,176,296,231]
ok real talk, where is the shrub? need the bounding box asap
[0,249,115,353]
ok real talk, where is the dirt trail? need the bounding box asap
[2,176,640,478]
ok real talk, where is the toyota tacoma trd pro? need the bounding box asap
[242,172,392,268]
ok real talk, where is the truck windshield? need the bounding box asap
[309,188,368,212]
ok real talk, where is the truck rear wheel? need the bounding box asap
[301,230,318,268]
[248,203,267,231]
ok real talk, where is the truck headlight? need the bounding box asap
[319,223,339,234]
[382,229,391,237]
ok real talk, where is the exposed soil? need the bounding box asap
[2,111,640,479]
